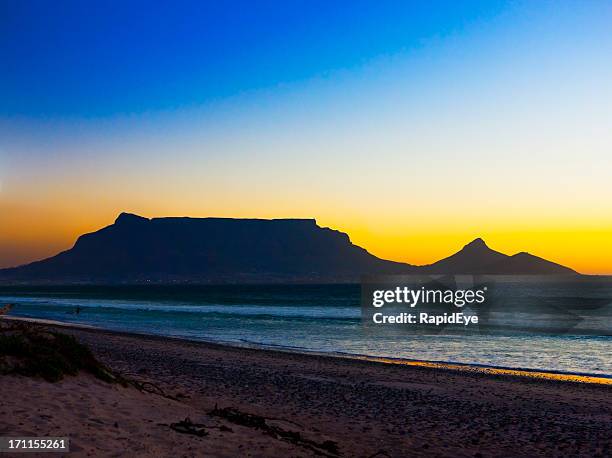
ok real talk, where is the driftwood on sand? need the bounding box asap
[209,406,341,457]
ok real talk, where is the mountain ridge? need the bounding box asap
[0,212,577,283]
[421,237,575,275]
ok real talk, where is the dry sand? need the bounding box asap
[1,322,611,457]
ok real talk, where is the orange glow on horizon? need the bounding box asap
[342,226,612,275]
[2,201,611,275]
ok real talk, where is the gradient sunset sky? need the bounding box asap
[1,1,611,274]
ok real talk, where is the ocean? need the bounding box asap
[1,283,611,376]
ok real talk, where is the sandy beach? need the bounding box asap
[1,320,611,457]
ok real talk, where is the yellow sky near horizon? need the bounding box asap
[2,196,611,274]
[2,1,611,274]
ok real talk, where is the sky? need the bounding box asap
[1,0,612,274]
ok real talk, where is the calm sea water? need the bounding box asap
[1,283,611,376]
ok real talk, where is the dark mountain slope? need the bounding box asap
[0,213,414,282]
[0,214,578,283]
[421,237,576,275]
[421,238,508,274]
[485,252,576,275]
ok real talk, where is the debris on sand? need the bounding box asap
[210,406,340,457]
[168,418,209,437]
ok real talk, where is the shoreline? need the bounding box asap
[2,315,611,456]
[4,314,611,385]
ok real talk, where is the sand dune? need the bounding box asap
[1,321,611,457]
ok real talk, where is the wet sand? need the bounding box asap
[1,320,611,457]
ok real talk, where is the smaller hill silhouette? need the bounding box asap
[422,238,576,275]
[486,252,575,275]
[422,238,507,274]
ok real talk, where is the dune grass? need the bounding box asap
[0,321,119,383]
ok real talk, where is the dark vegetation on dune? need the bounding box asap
[0,321,118,383]
[0,319,186,403]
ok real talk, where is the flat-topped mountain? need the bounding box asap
[0,213,414,282]
[0,213,577,283]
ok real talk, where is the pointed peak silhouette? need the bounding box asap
[463,238,489,250]
[422,237,507,274]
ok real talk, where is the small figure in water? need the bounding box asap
[75,305,82,315]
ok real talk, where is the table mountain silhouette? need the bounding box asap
[0,213,414,282]
[0,213,576,282]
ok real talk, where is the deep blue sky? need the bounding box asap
[1,0,507,117]
[2,1,612,273]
